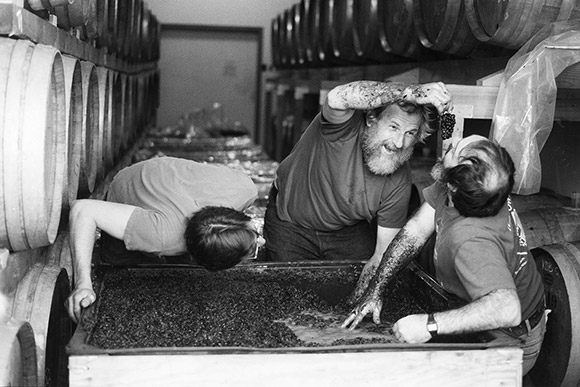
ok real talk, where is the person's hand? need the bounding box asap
[66,287,96,324]
[346,256,380,305]
[402,82,453,115]
[392,314,432,343]
[341,288,383,331]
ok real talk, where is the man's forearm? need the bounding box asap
[434,289,521,335]
[69,202,97,290]
[327,81,408,111]
[367,228,427,297]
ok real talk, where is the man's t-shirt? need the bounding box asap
[107,157,258,256]
[423,182,544,320]
[274,111,412,231]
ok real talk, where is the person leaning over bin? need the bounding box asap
[65,157,262,323]
[342,135,546,375]
[264,80,452,264]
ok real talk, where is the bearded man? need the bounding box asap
[263,80,453,262]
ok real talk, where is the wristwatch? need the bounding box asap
[427,313,438,337]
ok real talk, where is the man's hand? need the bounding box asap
[341,290,383,331]
[392,314,432,343]
[66,287,96,324]
[402,82,453,115]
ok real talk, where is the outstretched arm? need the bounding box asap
[324,81,453,123]
[342,201,436,330]
[393,288,521,343]
[66,199,138,323]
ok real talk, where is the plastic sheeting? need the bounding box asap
[490,20,580,195]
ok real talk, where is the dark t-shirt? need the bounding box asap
[423,182,544,320]
[107,157,258,255]
[274,111,412,231]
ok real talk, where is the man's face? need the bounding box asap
[362,104,422,176]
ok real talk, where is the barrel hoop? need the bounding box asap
[538,208,567,245]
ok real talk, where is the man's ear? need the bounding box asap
[365,111,376,127]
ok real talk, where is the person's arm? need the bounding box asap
[347,226,399,304]
[342,201,436,330]
[393,288,521,343]
[65,199,138,323]
[324,81,453,124]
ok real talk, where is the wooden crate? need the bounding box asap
[67,262,523,387]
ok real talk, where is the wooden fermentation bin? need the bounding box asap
[66,262,523,387]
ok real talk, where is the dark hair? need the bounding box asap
[185,206,256,271]
[443,140,515,217]
[367,101,439,143]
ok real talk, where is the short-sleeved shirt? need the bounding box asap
[423,182,544,320]
[107,157,258,256]
[274,111,412,231]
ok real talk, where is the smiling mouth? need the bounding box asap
[382,144,397,154]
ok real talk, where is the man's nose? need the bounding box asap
[392,130,405,148]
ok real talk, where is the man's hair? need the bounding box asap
[367,101,439,143]
[443,139,515,217]
[185,206,256,271]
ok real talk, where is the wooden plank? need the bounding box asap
[69,349,522,387]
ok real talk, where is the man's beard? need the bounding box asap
[362,129,415,176]
[430,159,445,182]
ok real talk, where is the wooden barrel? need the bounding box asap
[45,230,73,279]
[465,0,580,50]
[25,0,69,11]
[271,15,283,68]
[137,2,152,62]
[412,0,502,58]
[0,39,67,251]
[95,0,111,49]
[529,242,580,387]
[280,8,294,68]
[297,0,315,65]
[112,73,129,159]
[352,0,405,63]
[329,0,367,64]
[519,207,580,249]
[0,320,38,387]
[106,0,119,54]
[96,66,114,175]
[54,0,98,39]
[61,55,83,210]
[311,0,348,65]
[77,61,102,198]
[289,3,306,67]
[11,264,71,387]
[377,0,438,60]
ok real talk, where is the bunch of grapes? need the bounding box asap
[439,113,456,140]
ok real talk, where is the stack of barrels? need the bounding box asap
[0,39,159,253]
[24,0,160,63]
[0,2,160,384]
[272,0,580,68]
